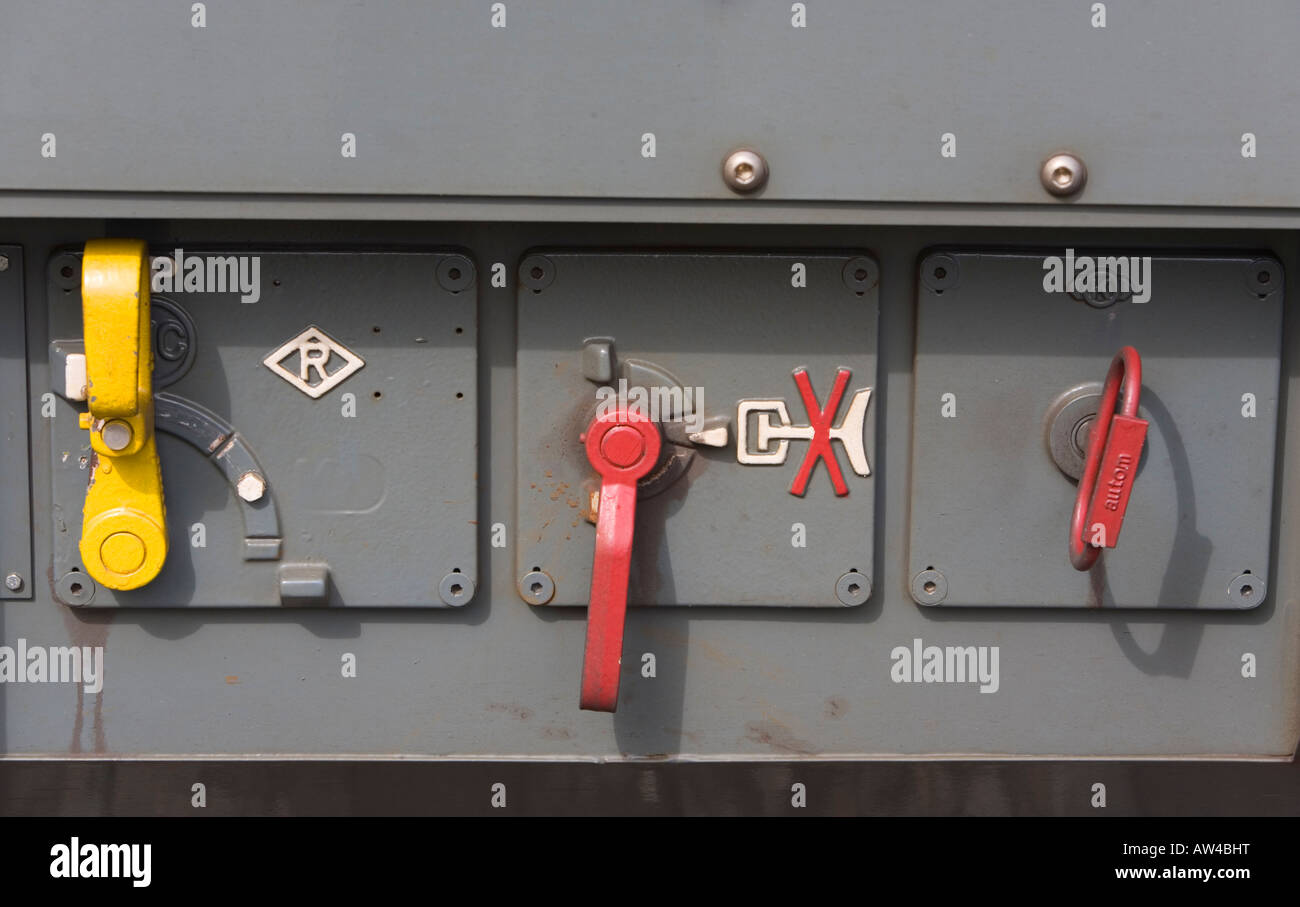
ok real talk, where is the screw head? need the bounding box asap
[1228,572,1265,608]
[1041,152,1087,197]
[438,571,475,607]
[4,573,22,592]
[722,148,769,194]
[836,570,871,606]
[519,569,555,605]
[519,255,556,292]
[436,255,475,293]
[236,471,267,502]
[56,571,96,606]
[911,568,949,606]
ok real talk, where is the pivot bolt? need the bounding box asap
[101,420,133,451]
[236,471,267,502]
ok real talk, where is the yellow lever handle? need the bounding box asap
[77,239,168,590]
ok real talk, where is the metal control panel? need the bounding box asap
[45,249,478,608]
[515,251,879,610]
[908,251,1283,609]
[0,2,1298,777]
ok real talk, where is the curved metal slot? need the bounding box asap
[154,392,282,560]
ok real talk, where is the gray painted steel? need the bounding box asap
[0,247,31,601]
[515,252,878,607]
[0,1,1295,210]
[44,249,478,608]
[0,222,1294,759]
[909,251,1282,609]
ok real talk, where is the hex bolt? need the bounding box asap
[4,573,22,592]
[519,569,556,605]
[438,571,475,607]
[836,570,871,606]
[1040,151,1087,197]
[0,255,9,272]
[236,471,267,502]
[56,570,95,606]
[722,148,769,194]
[100,420,133,451]
[911,567,949,606]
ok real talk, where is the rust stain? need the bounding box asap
[744,720,815,755]
[541,725,573,740]
[55,575,111,755]
[824,696,849,719]
[663,727,701,745]
[486,702,534,721]
[225,675,240,685]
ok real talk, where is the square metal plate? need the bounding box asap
[908,250,1283,609]
[47,249,477,607]
[515,251,879,607]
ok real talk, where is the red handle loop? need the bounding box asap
[579,410,661,712]
[1070,346,1145,571]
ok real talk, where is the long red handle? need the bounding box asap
[579,411,661,712]
[580,479,638,710]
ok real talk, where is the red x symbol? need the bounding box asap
[790,367,851,497]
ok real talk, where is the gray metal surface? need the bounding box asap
[0,220,1296,761]
[44,249,477,608]
[0,246,30,600]
[515,252,878,607]
[0,1,1296,210]
[908,251,1283,609]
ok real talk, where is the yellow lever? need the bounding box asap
[77,239,168,590]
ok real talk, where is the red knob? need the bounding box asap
[580,410,662,711]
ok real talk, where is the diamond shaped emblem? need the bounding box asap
[263,325,365,398]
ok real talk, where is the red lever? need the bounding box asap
[1070,346,1148,571]
[580,409,662,711]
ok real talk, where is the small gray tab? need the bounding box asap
[581,338,615,383]
[278,563,331,606]
[244,538,284,561]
